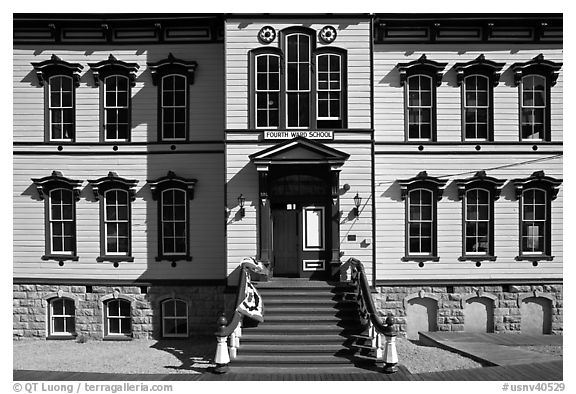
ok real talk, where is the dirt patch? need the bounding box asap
[396,338,483,374]
[14,336,484,375]
[13,337,216,374]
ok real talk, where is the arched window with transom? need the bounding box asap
[32,55,82,142]
[512,54,562,142]
[399,171,447,262]
[161,299,188,338]
[397,55,447,142]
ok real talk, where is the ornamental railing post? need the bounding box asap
[382,315,398,374]
[214,314,230,374]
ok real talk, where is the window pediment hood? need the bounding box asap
[453,54,506,87]
[512,170,562,200]
[88,54,140,87]
[455,170,506,200]
[147,53,198,85]
[147,171,197,200]
[511,54,562,86]
[87,172,138,201]
[32,171,82,201]
[398,171,447,200]
[31,54,83,87]
[397,54,447,87]
[249,137,350,169]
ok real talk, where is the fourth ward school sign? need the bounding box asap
[264,131,334,140]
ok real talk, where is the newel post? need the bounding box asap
[214,314,230,374]
[382,315,398,374]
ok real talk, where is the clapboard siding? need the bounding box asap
[13,44,224,143]
[374,153,562,282]
[373,45,563,143]
[225,19,371,130]
[13,153,225,280]
[225,142,374,282]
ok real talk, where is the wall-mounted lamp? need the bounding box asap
[353,193,362,217]
[238,194,245,217]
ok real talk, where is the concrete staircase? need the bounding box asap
[230,279,380,373]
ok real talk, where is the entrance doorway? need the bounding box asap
[269,166,331,279]
[272,203,329,278]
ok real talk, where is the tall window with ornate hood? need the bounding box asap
[511,54,562,142]
[398,172,447,264]
[32,55,83,142]
[148,171,197,263]
[32,171,82,263]
[88,172,138,265]
[148,54,198,142]
[89,55,139,142]
[397,55,447,142]
[249,26,347,130]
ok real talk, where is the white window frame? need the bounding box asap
[255,53,281,129]
[104,75,130,142]
[406,74,433,141]
[105,299,132,337]
[407,188,434,256]
[316,53,342,121]
[49,188,74,255]
[521,187,547,255]
[161,299,189,338]
[161,74,187,141]
[104,189,130,256]
[285,32,311,129]
[463,74,490,141]
[48,75,74,142]
[302,206,325,251]
[520,75,546,141]
[161,188,188,256]
[464,188,490,255]
[49,298,75,336]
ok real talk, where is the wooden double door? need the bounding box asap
[271,201,330,279]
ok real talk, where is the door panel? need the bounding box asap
[272,208,299,277]
[301,205,329,276]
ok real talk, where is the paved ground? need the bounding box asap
[13,333,563,381]
[419,332,562,367]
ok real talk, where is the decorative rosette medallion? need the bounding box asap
[258,26,276,44]
[319,25,337,44]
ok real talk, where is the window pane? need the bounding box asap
[109,318,119,334]
[53,317,65,333]
[52,299,64,315]
[120,300,130,316]
[175,300,187,316]
[164,318,175,335]
[108,301,119,316]
[175,319,187,334]
[66,317,75,333]
[175,237,186,253]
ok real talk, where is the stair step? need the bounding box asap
[239,343,348,353]
[351,343,378,351]
[354,354,379,363]
[240,333,346,343]
[350,334,374,341]
[263,315,346,323]
[264,305,358,315]
[264,298,357,306]
[234,354,354,365]
[229,365,379,374]
[248,322,358,332]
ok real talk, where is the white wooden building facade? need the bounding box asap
[13,14,563,340]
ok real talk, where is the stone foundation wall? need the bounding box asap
[372,284,563,337]
[13,284,232,340]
